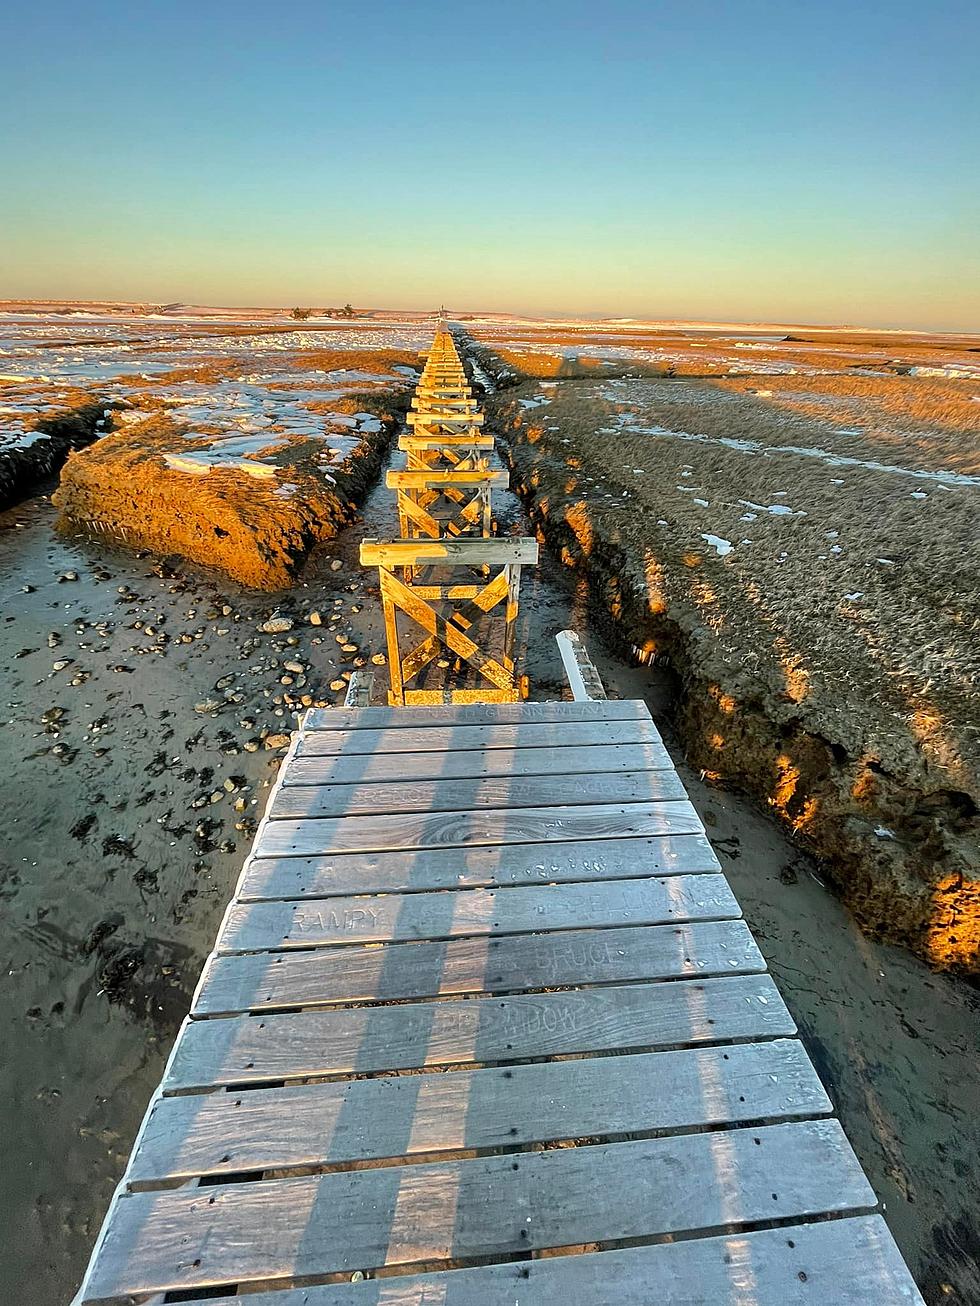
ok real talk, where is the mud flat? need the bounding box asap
[468,329,980,974]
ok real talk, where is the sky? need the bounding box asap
[1,0,978,330]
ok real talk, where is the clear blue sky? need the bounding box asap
[2,0,977,329]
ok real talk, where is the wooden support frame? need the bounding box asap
[399,434,495,475]
[359,537,537,705]
[387,469,507,545]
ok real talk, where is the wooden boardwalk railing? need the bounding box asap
[73,326,924,1305]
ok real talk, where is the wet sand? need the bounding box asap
[1,466,978,1303]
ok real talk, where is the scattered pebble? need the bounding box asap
[259,615,293,634]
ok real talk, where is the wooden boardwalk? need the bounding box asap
[76,698,923,1303]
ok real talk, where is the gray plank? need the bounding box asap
[130,1039,830,1184]
[255,800,704,858]
[154,1216,924,1305]
[82,1120,874,1298]
[217,874,739,952]
[195,919,764,1015]
[238,833,721,900]
[296,717,666,757]
[303,700,649,731]
[285,739,673,785]
[166,975,794,1090]
[269,769,688,820]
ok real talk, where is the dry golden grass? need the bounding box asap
[138,360,246,386]
[492,346,666,380]
[288,347,420,375]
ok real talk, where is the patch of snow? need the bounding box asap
[739,499,803,517]
[701,533,733,556]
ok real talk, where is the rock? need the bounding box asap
[308,611,322,626]
[263,733,291,750]
[329,679,346,691]
[259,615,293,634]
[371,653,387,666]
[194,699,222,714]
[283,661,304,674]
[330,559,343,571]
[243,739,260,752]
[52,659,72,671]
[47,633,62,648]
[59,570,79,583]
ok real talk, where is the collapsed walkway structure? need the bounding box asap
[76,328,923,1304]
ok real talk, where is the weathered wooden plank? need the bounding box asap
[154,1216,924,1306]
[194,919,763,1014]
[238,832,721,901]
[285,740,673,786]
[254,800,704,858]
[167,974,794,1090]
[303,699,649,730]
[82,1120,873,1299]
[296,717,665,758]
[131,1039,830,1184]
[360,535,536,567]
[386,469,507,488]
[217,873,739,952]
[269,769,688,820]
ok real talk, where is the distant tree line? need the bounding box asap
[290,304,356,320]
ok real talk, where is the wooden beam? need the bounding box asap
[386,469,507,490]
[360,537,538,567]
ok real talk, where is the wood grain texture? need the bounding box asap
[238,833,721,900]
[216,874,739,952]
[296,717,665,757]
[196,919,763,1014]
[151,1217,923,1306]
[167,974,795,1090]
[255,800,704,858]
[131,1039,830,1183]
[285,739,673,786]
[83,1120,874,1298]
[303,700,650,731]
[268,769,688,820]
